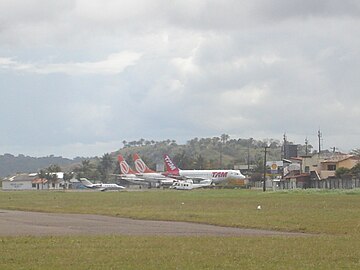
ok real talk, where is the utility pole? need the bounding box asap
[219,143,223,168]
[318,129,322,156]
[247,138,251,173]
[282,133,287,159]
[263,145,269,192]
[305,137,309,156]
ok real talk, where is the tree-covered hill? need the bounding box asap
[0,154,85,177]
[114,136,308,171]
[0,135,312,180]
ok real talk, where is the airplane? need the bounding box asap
[117,155,175,187]
[163,154,246,184]
[116,155,152,186]
[132,153,177,186]
[79,178,125,191]
[170,179,212,190]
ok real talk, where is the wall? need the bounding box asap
[2,180,33,190]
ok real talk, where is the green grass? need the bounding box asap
[0,235,359,270]
[1,189,359,235]
[1,189,360,269]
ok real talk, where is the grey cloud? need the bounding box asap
[1,1,360,157]
[256,0,360,21]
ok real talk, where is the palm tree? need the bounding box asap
[37,169,47,189]
[219,134,229,168]
[63,172,74,189]
[220,134,230,144]
[74,159,94,180]
[45,172,58,189]
[47,164,61,189]
[99,153,114,183]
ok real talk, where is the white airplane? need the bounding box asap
[132,153,176,185]
[163,154,246,184]
[79,178,125,191]
[117,155,175,186]
[170,179,212,190]
[117,155,152,185]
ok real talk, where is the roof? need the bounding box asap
[4,173,36,182]
[290,157,303,161]
[284,173,310,180]
[32,178,48,184]
[321,155,359,164]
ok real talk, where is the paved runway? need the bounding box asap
[0,209,308,237]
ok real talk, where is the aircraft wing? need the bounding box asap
[118,177,150,186]
[112,174,146,182]
[182,176,212,183]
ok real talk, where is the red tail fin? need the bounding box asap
[117,155,136,175]
[133,153,155,174]
[163,154,180,174]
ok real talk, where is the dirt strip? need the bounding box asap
[0,210,309,237]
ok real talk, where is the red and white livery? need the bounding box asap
[163,154,245,184]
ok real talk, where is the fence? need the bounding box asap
[309,178,360,189]
[253,178,360,190]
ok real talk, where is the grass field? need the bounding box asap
[1,189,359,269]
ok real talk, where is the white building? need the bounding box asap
[2,172,64,190]
[2,173,39,190]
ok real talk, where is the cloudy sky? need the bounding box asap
[1,0,360,158]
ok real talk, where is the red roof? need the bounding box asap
[32,178,48,184]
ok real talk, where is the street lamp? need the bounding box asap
[263,145,269,192]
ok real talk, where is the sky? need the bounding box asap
[1,0,360,158]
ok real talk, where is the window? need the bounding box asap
[305,166,310,173]
[327,164,336,171]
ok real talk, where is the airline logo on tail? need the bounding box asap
[117,155,136,175]
[133,154,155,174]
[164,154,179,172]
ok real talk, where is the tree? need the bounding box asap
[98,153,114,183]
[249,173,263,182]
[63,172,74,189]
[47,164,61,173]
[74,160,98,180]
[220,134,230,144]
[335,167,351,178]
[45,164,61,188]
[350,163,360,177]
[37,169,47,189]
[173,151,193,169]
[219,134,230,168]
[46,172,58,189]
[195,154,206,170]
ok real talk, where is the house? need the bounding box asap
[299,153,359,179]
[2,172,65,190]
[31,177,49,190]
[319,155,359,179]
[283,172,310,189]
[2,173,39,190]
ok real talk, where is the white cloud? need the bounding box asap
[220,85,270,107]
[0,52,141,75]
